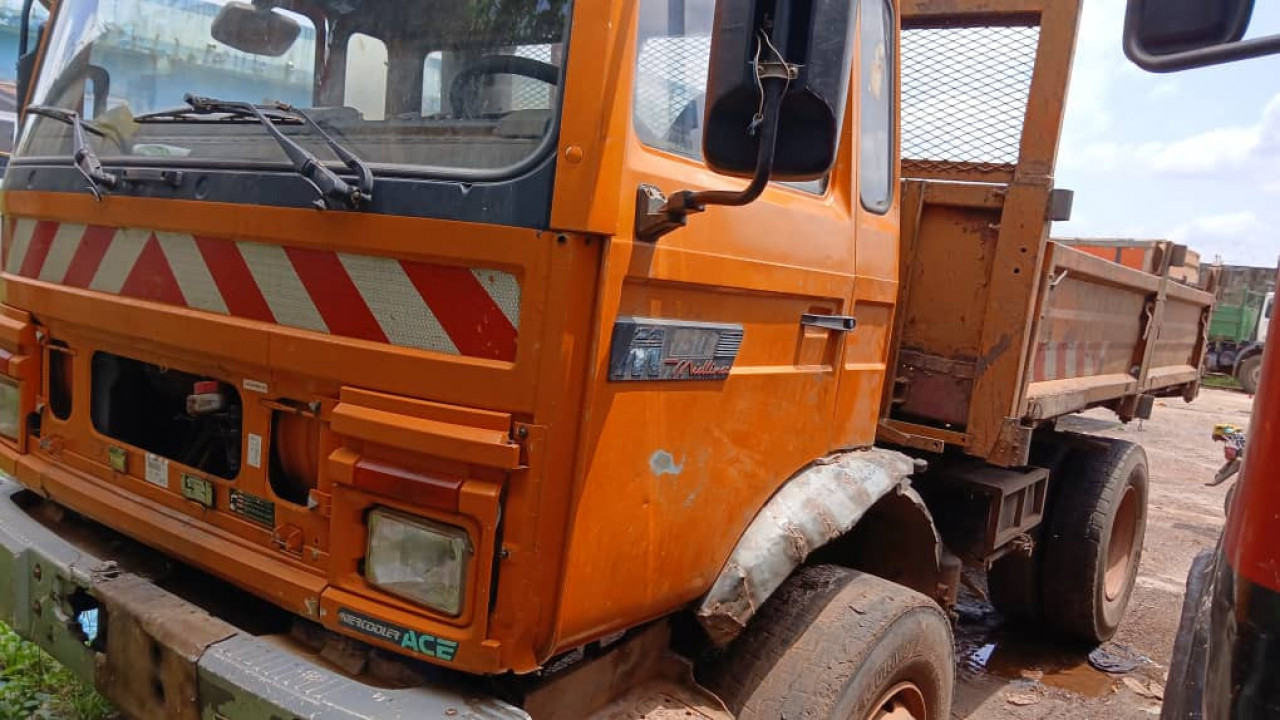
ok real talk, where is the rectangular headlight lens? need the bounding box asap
[0,379,20,440]
[366,508,471,616]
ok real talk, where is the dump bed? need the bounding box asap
[879,0,1214,468]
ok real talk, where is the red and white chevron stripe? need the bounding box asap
[1031,340,1113,382]
[2,219,521,361]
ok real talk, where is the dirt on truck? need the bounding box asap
[0,0,1212,718]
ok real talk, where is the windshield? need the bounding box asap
[19,0,570,175]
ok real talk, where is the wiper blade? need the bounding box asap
[273,103,374,204]
[26,105,119,201]
[174,94,369,210]
[133,103,299,124]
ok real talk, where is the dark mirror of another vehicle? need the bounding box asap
[1124,0,1280,71]
[211,2,302,58]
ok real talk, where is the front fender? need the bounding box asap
[694,448,919,645]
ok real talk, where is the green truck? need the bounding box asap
[1207,286,1273,394]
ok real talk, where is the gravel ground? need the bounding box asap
[954,388,1253,720]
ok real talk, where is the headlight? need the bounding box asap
[0,379,19,440]
[366,508,471,616]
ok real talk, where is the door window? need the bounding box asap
[859,0,895,213]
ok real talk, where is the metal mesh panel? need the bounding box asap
[901,25,1040,173]
[634,35,711,158]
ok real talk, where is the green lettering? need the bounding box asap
[400,630,419,651]
[417,633,436,657]
[436,639,459,662]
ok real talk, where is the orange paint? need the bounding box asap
[0,0,899,677]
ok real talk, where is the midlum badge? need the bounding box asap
[337,608,459,662]
[608,317,744,382]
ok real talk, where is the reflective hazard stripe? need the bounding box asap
[2,220,521,361]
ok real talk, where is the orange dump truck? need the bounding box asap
[0,0,1212,718]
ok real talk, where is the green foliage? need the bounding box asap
[466,0,570,43]
[1203,373,1245,391]
[0,624,114,720]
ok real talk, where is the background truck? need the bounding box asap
[1055,237,1200,286]
[1204,272,1272,393]
[0,0,1211,718]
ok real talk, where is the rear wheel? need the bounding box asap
[987,551,1039,623]
[1238,355,1262,394]
[699,566,954,720]
[1040,438,1149,643]
[986,432,1077,624]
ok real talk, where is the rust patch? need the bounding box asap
[93,575,237,720]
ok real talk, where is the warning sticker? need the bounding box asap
[145,453,170,488]
[247,433,263,468]
[243,379,269,394]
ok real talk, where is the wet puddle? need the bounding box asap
[962,636,1118,696]
[953,592,1139,698]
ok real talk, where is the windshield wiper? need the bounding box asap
[26,105,119,201]
[273,103,374,204]
[137,93,372,210]
[134,102,299,124]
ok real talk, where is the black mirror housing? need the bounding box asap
[1124,0,1280,71]
[702,0,854,181]
[212,2,302,58]
[1132,0,1250,55]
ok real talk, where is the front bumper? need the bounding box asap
[0,475,529,720]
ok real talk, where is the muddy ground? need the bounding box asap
[955,387,1254,720]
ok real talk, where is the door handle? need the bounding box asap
[801,314,857,332]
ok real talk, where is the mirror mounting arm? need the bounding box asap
[635,75,788,243]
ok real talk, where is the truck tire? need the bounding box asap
[986,431,1076,624]
[1237,355,1262,394]
[1040,438,1148,643]
[699,565,953,720]
[987,552,1039,623]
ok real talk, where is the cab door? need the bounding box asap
[550,0,866,645]
[832,0,902,448]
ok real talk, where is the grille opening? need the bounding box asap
[90,352,242,479]
[49,340,72,421]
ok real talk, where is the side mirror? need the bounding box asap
[635,0,853,242]
[702,0,853,180]
[211,2,302,58]
[1123,0,1280,72]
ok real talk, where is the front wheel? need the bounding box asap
[699,566,954,720]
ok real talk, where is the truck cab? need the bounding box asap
[0,0,1207,717]
[0,0,921,715]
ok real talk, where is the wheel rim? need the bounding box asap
[1105,484,1140,601]
[1249,364,1261,390]
[865,682,927,720]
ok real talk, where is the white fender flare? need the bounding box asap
[695,447,922,645]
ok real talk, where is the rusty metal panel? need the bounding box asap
[1020,242,1213,420]
[898,203,1001,360]
[1151,297,1209,374]
[894,350,976,427]
[884,0,1084,466]
[1027,274,1146,384]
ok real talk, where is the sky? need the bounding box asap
[1053,1,1280,268]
